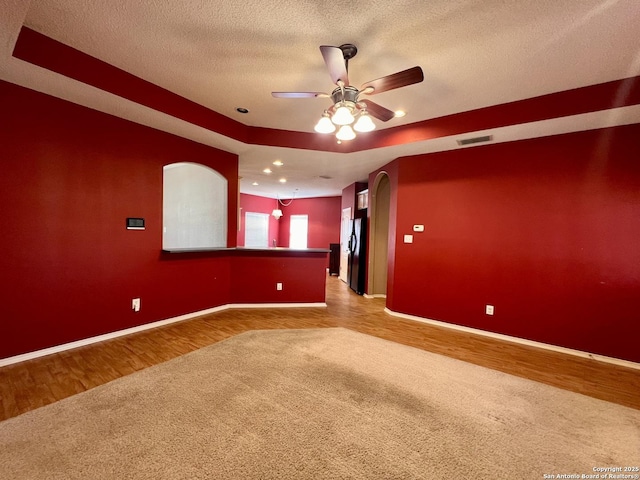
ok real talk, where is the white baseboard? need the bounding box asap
[384,308,640,371]
[364,294,387,299]
[231,303,327,309]
[6,303,636,371]
[0,302,327,367]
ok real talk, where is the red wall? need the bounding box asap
[384,125,640,363]
[237,193,281,247]
[0,81,238,358]
[3,76,638,364]
[230,251,328,304]
[0,81,326,360]
[278,197,341,251]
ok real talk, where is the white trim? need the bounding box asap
[384,308,640,371]
[231,303,327,309]
[0,302,326,367]
[364,294,386,299]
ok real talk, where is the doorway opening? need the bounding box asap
[339,207,352,283]
[368,173,390,298]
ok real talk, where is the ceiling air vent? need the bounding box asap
[318,175,332,179]
[457,135,493,146]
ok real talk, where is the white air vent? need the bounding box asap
[457,135,493,146]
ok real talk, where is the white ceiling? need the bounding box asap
[1,0,640,198]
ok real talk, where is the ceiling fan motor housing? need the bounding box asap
[331,85,359,109]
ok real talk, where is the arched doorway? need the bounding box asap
[368,172,390,298]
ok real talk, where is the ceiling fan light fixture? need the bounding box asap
[336,125,356,141]
[314,112,336,133]
[353,111,376,132]
[272,44,424,142]
[331,105,355,125]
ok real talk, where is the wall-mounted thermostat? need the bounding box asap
[413,224,425,232]
[126,218,145,230]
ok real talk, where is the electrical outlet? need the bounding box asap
[132,298,141,312]
[485,305,494,316]
[276,283,283,291]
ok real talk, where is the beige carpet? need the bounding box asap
[0,328,638,479]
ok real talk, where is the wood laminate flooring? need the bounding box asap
[1,275,638,421]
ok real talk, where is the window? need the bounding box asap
[244,212,269,248]
[289,214,308,249]
[162,162,227,249]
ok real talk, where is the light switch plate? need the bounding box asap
[404,234,413,243]
[413,225,425,232]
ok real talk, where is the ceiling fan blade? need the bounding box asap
[320,45,349,86]
[359,99,395,122]
[360,66,424,95]
[271,92,329,98]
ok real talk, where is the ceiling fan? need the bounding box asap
[272,44,424,141]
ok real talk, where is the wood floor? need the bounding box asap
[1,275,638,421]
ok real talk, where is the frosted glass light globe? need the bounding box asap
[331,105,355,125]
[314,115,336,133]
[354,112,376,132]
[336,125,356,141]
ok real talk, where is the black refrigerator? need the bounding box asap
[347,215,367,295]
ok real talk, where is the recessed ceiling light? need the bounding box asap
[252,181,259,186]
[394,110,406,118]
[263,168,272,174]
[279,178,287,183]
[236,107,249,114]
[272,160,284,166]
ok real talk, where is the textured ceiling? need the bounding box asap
[2,0,640,198]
